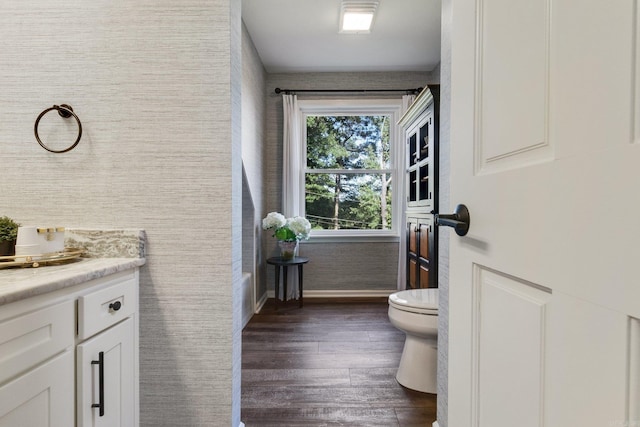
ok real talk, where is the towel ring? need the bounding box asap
[34,104,82,153]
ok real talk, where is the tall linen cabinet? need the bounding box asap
[398,86,439,289]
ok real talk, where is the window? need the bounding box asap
[297,99,403,239]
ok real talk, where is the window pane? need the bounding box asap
[306,115,391,170]
[305,173,392,230]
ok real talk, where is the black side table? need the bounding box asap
[266,256,309,308]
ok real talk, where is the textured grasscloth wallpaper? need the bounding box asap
[0,1,242,425]
[262,71,439,295]
[438,1,452,425]
[241,22,268,306]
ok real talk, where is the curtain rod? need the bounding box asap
[274,87,423,95]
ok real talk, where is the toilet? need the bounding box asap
[388,288,438,393]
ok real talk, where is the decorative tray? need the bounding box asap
[0,248,84,269]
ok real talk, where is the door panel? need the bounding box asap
[544,292,628,427]
[448,0,640,425]
[0,350,74,427]
[409,259,417,289]
[409,223,417,254]
[419,224,429,259]
[477,0,551,173]
[419,265,429,288]
[77,318,135,427]
[472,266,549,427]
[630,318,640,422]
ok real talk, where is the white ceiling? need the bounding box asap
[241,0,442,73]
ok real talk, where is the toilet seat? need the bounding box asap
[389,289,438,315]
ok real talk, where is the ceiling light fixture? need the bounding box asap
[339,0,379,34]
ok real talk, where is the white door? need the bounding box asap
[447,0,640,426]
[77,318,135,427]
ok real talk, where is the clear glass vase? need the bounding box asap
[278,240,298,260]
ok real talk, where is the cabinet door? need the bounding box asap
[0,350,74,427]
[406,218,437,289]
[406,109,435,210]
[77,318,135,427]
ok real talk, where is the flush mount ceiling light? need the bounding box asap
[339,0,379,34]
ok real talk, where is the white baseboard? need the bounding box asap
[239,422,245,427]
[254,292,268,313]
[432,421,439,427]
[266,289,396,299]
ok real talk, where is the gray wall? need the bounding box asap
[0,1,242,425]
[262,71,439,296]
[241,22,268,304]
[438,0,452,424]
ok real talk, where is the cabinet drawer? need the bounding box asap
[78,278,136,340]
[0,300,74,385]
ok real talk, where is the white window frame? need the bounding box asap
[295,99,404,242]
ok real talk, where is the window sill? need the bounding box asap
[302,233,400,244]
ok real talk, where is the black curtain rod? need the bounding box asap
[274,87,423,95]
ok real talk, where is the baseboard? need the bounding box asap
[432,421,440,427]
[239,422,245,427]
[254,292,268,313]
[266,289,396,299]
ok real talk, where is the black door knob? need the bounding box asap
[109,301,122,311]
[435,204,470,236]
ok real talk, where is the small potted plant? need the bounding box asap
[0,216,20,256]
[262,212,311,260]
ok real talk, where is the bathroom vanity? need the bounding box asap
[0,231,145,427]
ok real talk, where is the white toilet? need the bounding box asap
[388,288,438,394]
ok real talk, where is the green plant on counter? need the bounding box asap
[0,216,20,242]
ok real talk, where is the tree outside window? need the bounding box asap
[304,114,394,231]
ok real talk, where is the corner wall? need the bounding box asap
[241,21,268,310]
[0,1,241,425]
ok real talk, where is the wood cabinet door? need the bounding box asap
[0,350,74,427]
[77,317,135,427]
[407,220,437,289]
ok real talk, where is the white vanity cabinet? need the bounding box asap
[0,300,75,427]
[0,267,139,427]
[77,272,137,427]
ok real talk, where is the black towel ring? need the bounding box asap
[34,104,82,153]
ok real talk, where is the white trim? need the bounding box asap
[254,291,268,314]
[267,289,396,299]
[398,88,434,127]
[294,98,404,236]
[303,234,399,243]
[238,422,245,427]
[432,421,440,427]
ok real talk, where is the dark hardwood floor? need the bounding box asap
[241,299,437,426]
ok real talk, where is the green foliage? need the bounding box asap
[305,115,392,230]
[274,227,296,241]
[0,216,19,242]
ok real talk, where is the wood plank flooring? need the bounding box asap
[241,299,437,426]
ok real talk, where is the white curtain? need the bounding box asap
[281,94,301,300]
[397,94,417,290]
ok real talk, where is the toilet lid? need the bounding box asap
[389,289,438,315]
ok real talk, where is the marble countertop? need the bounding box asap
[0,257,146,306]
[0,228,146,307]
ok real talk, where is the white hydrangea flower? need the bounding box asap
[287,216,311,240]
[262,212,286,230]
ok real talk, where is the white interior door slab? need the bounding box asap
[447,0,640,426]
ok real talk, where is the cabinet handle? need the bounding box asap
[91,351,105,416]
[109,301,122,311]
